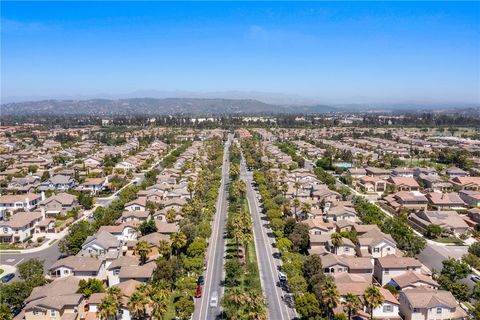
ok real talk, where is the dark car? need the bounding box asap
[197,275,205,285]
[1,273,15,283]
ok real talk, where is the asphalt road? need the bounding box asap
[194,135,231,320]
[417,242,477,289]
[240,158,297,320]
[0,241,61,278]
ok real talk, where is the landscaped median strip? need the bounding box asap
[221,142,267,320]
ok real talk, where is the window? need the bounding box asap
[33,310,39,316]
[384,269,390,275]
[344,247,350,252]
[50,310,56,317]
[113,269,120,276]
[373,247,380,253]
[2,228,7,233]
[436,307,442,314]
[383,305,393,313]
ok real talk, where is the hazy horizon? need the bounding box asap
[2,2,479,104]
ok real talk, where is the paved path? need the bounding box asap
[240,157,297,320]
[194,135,231,320]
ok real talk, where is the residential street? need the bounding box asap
[240,158,297,320]
[194,135,231,320]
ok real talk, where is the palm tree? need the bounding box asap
[98,295,120,320]
[107,286,123,301]
[166,208,176,223]
[170,231,187,255]
[321,278,339,320]
[128,290,149,320]
[135,240,151,265]
[150,289,170,320]
[293,198,300,216]
[343,293,361,320]
[363,285,385,320]
[300,202,312,219]
[282,201,291,216]
[157,239,171,259]
[281,183,289,197]
[231,215,245,258]
[330,232,343,255]
[294,181,301,197]
[187,178,195,199]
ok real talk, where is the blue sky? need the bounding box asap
[1,1,479,104]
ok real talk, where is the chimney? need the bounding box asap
[41,207,45,220]
[41,191,46,201]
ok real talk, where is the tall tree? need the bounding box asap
[135,241,151,265]
[363,285,384,320]
[343,293,361,320]
[128,290,149,320]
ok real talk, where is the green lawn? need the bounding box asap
[433,237,465,245]
[0,268,4,275]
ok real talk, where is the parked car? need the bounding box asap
[194,285,202,298]
[1,273,15,283]
[278,272,287,282]
[210,291,218,308]
[471,276,480,283]
[197,275,204,285]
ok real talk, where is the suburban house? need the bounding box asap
[365,167,391,178]
[425,192,466,210]
[392,167,415,177]
[124,198,147,211]
[0,193,43,219]
[446,167,469,178]
[451,176,480,191]
[398,287,468,320]
[106,256,141,286]
[324,205,357,223]
[7,175,40,193]
[347,168,367,178]
[303,219,335,235]
[80,177,107,194]
[387,176,420,192]
[364,287,401,320]
[418,174,452,192]
[98,223,137,242]
[373,256,423,285]
[357,229,397,258]
[118,261,156,283]
[383,192,428,212]
[79,230,122,259]
[40,193,79,216]
[39,174,76,191]
[358,176,386,193]
[409,210,470,236]
[88,280,141,320]
[117,210,150,223]
[321,253,373,280]
[0,211,43,243]
[22,276,85,320]
[459,190,480,206]
[390,270,439,290]
[48,256,106,280]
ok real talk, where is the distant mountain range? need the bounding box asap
[1,98,338,116]
[1,97,478,116]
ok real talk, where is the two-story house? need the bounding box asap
[0,211,43,243]
[374,256,423,285]
[399,287,467,320]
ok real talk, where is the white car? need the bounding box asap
[210,291,218,308]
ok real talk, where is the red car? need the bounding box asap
[194,285,202,298]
